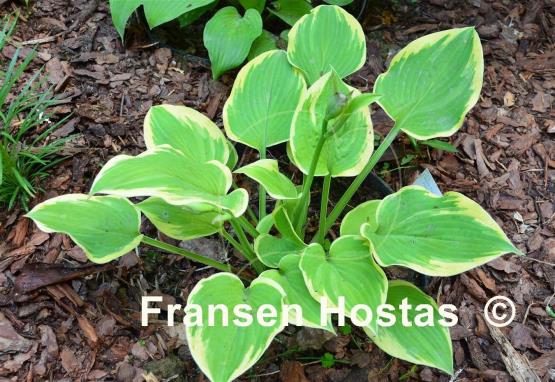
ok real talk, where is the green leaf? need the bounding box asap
[137,197,228,241]
[374,27,483,139]
[320,352,336,368]
[204,7,263,79]
[226,141,239,170]
[289,71,374,177]
[365,280,453,374]
[90,146,248,217]
[186,273,285,382]
[144,104,230,164]
[323,0,354,5]
[269,0,312,27]
[255,207,306,267]
[177,2,218,28]
[26,194,142,263]
[239,0,266,12]
[260,255,334,332]
[109,0,216,39]
[340,199,380,236]
[421,139,458,153]
[224,50,306,151]
[287,5,366,84]
[361,186,521,276]
[235,159,298,200]
[299,235,388,335]
[248,30,278,60]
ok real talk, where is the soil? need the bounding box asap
[0,0,554,381]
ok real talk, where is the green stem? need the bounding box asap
[258,149,267,220]
[230,219,265,274]
[220,229,244,254]
[293,126,328,234]
[141,236,231,272]
[320,123,402,235]
[238,215,259,238]
[316,174,332,244]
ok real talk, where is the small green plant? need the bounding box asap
[108,0,362,79]
[28,6,521,382]
[0,16,68,210]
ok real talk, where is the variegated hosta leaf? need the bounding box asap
[255,207,306,267]
[137,197,229,241]
[260,254,334,332]
[361,186,521,276]
[26,194,142,263]
[299,235,388,335]
[287,5,366,84]
[204,7,263,79]
[364,281,453,374]
[144,105,229,164]
[224,50,306,151]
[186,273,285,382]
[374,27,483,139]
[289,71,374,177]
[340,199,380,236]
[235,159,298,200]
[90,146,248,217]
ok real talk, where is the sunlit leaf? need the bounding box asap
[289,71,374,177]
[186,273,285,382]
[287,5,366,84]
[361,186,521,276]
[235,159,298,200]
[374,27,483,139]
[365,281,453,374]
[144,104,229,164]
[26,194,142,263]
[90,146,248,217]
[224,50,306,151]
[300,235,388,335]
[269,0,312,26]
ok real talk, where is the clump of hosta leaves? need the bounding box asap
[28,6,521,382]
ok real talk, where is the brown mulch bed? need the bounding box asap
[0,0,553,381]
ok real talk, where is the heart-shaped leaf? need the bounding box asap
[299,235,387,335]
[224,49,306,151]
[137,197,228,241]
[364,280,453,374]
[374,27,483,139]
[361,186,521,276]
[255,207,306,267]
[90,146,248,217]
[144,105,230,164]
[26,194,142,263]
[204,7,263,79]
[260,254,334,332]
[287,5,366,84]
[235,159,298,200]
[289,71,374,177]
[186,273,285,382]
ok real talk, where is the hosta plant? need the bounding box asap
[109,0,360,79]
[28,6,521,382]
